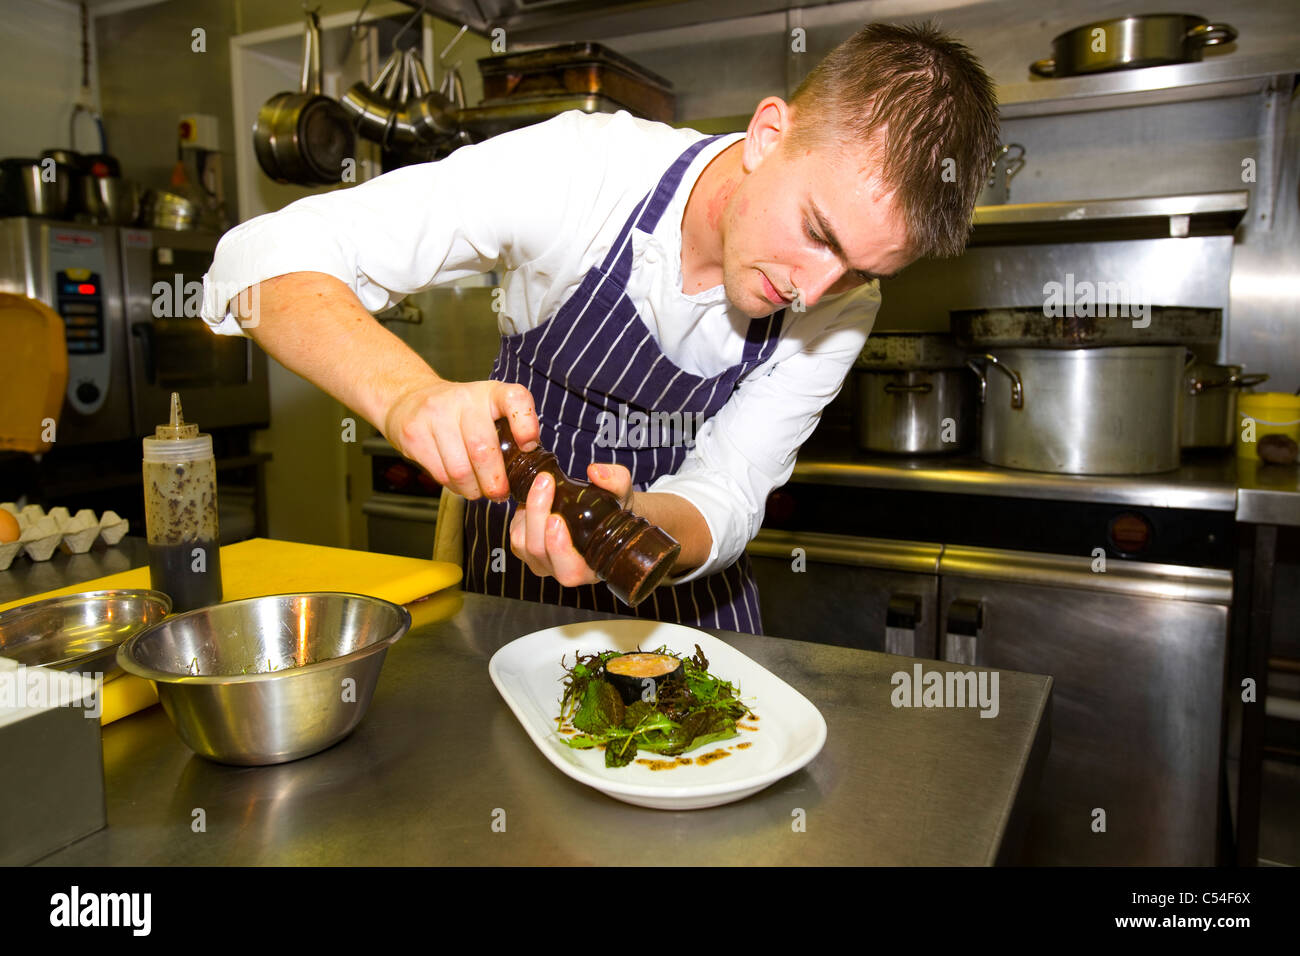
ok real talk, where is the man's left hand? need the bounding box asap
[508,462,634,587]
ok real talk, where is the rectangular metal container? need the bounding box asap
[0,659,106,865]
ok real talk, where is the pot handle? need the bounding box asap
[299,10,323,97]
[966,353,1024,409]
[397,50,415,104]
[1003,143,1027,181]
[1029,58,1055,78]
[369,50,403,95]
[1186,22,1237,47]
[1236,372,1269,389]
[408,51,432,98]
[883,382,934,395]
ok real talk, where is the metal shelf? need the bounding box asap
[997,52,1299,119]
[970,191,1250,245]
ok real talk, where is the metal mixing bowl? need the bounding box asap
[116,592,410,766]
[0,589,172,680]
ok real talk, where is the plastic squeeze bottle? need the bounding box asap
[142,392,223,612]
[493,417,680,607]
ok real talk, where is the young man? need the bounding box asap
[201,21,1000,633]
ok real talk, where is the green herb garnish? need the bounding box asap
[557,644,752,769]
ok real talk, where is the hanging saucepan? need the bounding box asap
[391,51,459,148]
[340,49,405,145]
[1030,14,1237,78]
[254,10,355,186]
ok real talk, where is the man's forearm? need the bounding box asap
[235,271,443,430]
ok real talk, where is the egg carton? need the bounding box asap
[0,502,130,571]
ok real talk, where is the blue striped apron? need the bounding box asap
[463,134,784,634]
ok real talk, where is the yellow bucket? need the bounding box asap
[1237,392,1300,458]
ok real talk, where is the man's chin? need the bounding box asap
[724,279,783,318]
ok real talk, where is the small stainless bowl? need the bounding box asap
[116,592,410,766]
[0,589,172,681]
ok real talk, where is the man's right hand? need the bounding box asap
[383,379,540,500]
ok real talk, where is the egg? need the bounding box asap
[0,509,19,544]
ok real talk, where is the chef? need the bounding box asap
[201,21,1000,634]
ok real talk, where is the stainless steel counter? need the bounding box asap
[37,590,1051,866]
[791,446,1300,526]
[1235,458,1300,526]
[0,537,150,607]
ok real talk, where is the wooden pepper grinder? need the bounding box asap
[494,418,681,607]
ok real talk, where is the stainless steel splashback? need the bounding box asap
[876,236,1235,337]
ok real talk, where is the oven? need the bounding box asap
[748,477,1235,865]
[0,218,131,445]
[0,218,269,445]
[361,434,442,558]
[119,226,268,434]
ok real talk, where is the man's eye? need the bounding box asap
[804,221,826,246]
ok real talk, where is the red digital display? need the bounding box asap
[76,283,96,295]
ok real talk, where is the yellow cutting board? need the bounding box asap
[1,538,462,724]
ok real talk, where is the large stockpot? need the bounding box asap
[854,369,975,454]
[967,346,1187,475]
[1182,363,1268,449]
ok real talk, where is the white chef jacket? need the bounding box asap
[200,108,880,582]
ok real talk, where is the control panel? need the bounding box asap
[48,228,111,416]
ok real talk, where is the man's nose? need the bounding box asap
[795,258,847,309]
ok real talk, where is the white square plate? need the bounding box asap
[488,618,827,810]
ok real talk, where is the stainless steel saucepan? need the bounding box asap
[1030,14,1237,78]
[254,10,355,185]
[967,346,1187,475]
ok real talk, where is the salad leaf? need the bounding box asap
[572,678,624,735]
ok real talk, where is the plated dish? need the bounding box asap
[489,618,827,810]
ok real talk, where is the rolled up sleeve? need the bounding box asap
[648,285,880,582]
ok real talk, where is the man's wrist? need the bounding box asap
[630,489,711,575]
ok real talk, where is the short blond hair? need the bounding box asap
[789,21,1001,260]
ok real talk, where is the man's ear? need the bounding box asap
[743,97,791,173]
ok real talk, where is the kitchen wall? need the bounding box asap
[0,0,100,159]
[95,0,239,222]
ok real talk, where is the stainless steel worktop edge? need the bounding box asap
[789,455,1239,511]
[790,450,1300,526]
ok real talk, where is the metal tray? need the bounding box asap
[477,42,675,124]
[459,93,636,140]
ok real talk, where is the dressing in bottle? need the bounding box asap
[142,392,223,612]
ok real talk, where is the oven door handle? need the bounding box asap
[885,593,924,657]
[942,598,984,665]
[130,322,156,385]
